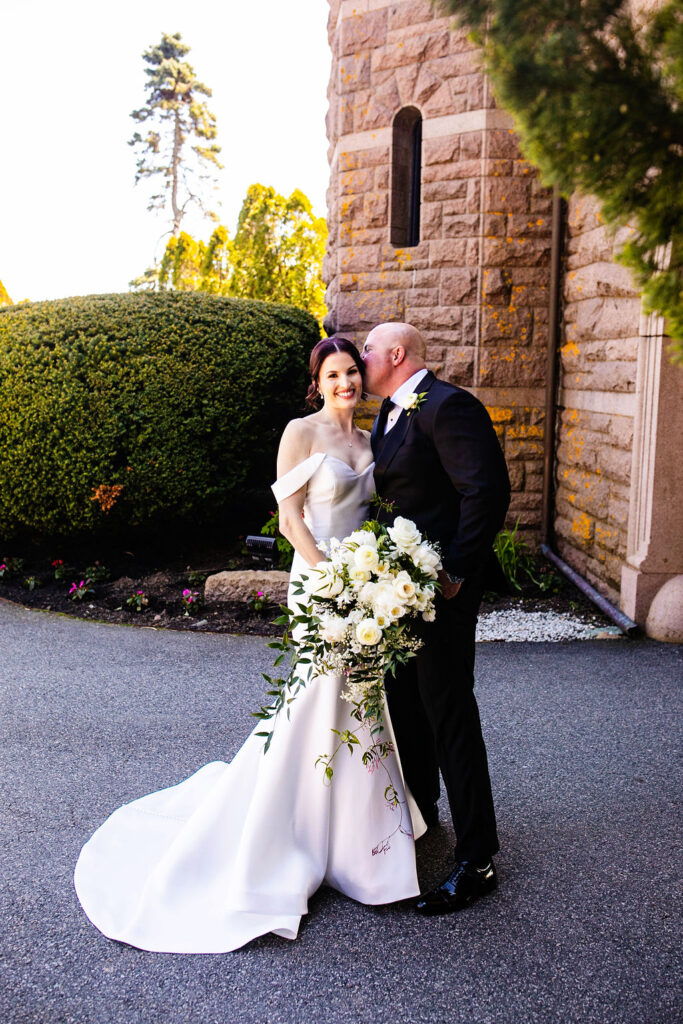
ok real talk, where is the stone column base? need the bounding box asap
[621,564,677,629]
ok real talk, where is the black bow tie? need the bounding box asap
[380,397,394,414]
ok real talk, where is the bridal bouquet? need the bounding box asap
[253,513,442,785]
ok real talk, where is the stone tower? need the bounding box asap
[324,0,554,537]
[323,0,683,634]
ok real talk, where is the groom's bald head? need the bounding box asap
[360,322,428,398]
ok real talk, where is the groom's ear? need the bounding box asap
[393,345,406,365]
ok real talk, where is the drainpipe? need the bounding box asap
[540,188,638,636]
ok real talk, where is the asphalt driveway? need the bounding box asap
[1,599,681,1024]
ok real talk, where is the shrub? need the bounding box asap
[0,292,319,540]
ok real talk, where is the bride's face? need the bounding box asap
[317,352,363,411]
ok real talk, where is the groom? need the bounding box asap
[361,322,511,915]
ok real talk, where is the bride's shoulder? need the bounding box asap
[277,416,320,470]
[279,415,318,447]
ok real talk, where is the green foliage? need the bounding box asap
[149,184,328,322]
[129,32,222,236]
[260,508,294,569]
[126,590,149,612]
[0,292,319,541]
[494,517,560,593]
[434,0,683,359]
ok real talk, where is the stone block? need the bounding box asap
[362,78,402,129]
[483,214,506,238]
[340,9,388,56]
[405,305,463,329]
[364,191,388,227]
[388,0,436,31]
[421,201,442,239]
[440,268,478,305]
[460,131,483,159]
[204,570,290,605]
[565,262,639,303]
[484,178,530,214]
[414,65,444,106]
[481,306,534,345]
[405,288,440,307]
[338,146,390,172]
[483,237,552,268]
[479,348,546,387]
[507,213,552,239]
[481,267,513,303]
[597,445,632,484]
[443,346,475,386]
[340,168,375,196]
[394,63,421,105]
[466,178,481,211]
[336,289,405,329]
[339,244,382,273]
[424,135,460,165]
[429,238,469,267]
[372,30,450,71]
[507,461,525,491]
[441,212,481,237]
[423,81,459,116]
[340,224,386,246]
[338,53,372,94]
[487,129,520,160]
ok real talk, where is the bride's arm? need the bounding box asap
[276,420,327,569]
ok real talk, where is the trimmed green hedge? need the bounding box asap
[0,292,319,540]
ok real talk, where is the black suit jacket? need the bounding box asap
[371,371,511,584]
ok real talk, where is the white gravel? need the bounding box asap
[476,608,623,642]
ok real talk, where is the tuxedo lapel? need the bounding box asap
[371,396,392,457]
[374,371,436,475]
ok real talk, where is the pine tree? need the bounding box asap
[129,32,222,237]
[433,0,683,359]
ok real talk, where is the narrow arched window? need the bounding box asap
[391,107,422,248]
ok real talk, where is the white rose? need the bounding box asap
[393,570,416,603]
[347,529,377,549]
[359,581,378,606]
[307,562,344,598]
[375,595,408,621]
[356,618,382,646]
[387,516,422,554]
[412,542,442,579]
[320,615,348,643]
[348,565,372,587]
[355,545,379,572]
[422,607,436,622]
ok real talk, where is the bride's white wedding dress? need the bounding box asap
[74,452,426,953]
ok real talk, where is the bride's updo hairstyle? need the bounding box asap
[305,336,366,408]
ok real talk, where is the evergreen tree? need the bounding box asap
[434,0,683,359]
[129,31,222,237]
[0,279,12,306]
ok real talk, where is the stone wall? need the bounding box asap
[325,0,554,535]
[554,194,641,601]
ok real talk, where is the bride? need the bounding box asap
[74,336,426,954]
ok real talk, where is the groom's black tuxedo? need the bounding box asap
[371,371,510,864]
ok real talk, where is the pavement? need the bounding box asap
[1,598,681,1024]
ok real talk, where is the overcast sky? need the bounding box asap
[0,0,330,303]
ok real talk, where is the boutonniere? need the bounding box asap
[400,392,427,416]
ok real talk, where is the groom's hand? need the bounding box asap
[437,570,462,600]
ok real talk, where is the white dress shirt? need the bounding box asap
[384,368,429,434]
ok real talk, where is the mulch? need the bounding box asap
[0,544,602,637]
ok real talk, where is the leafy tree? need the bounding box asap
[129,31,222,237]
[433,0,683,359]
[146,185,328,322]
[0,280,12,306]
[224,185,327,320]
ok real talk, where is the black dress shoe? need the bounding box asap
[415,859,497,915]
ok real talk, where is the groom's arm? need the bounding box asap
[432,391,511,580]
